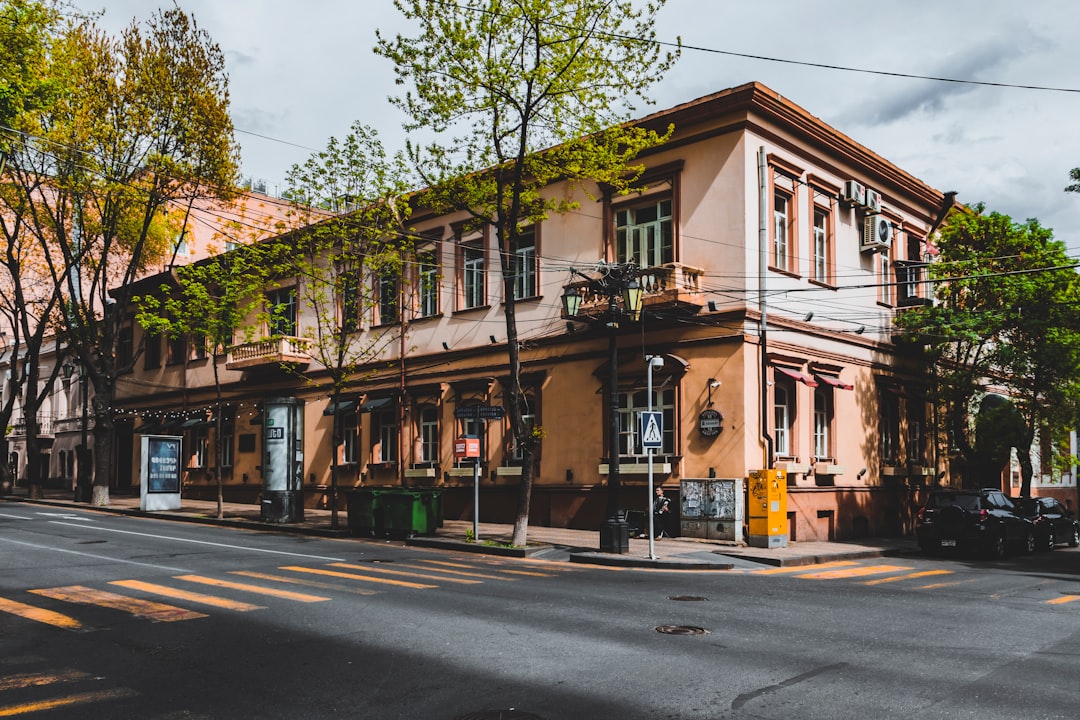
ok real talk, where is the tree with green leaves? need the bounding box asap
[2,6,238,505]
[896,206,1080,495]
[278,122,413,529]
[376,0,679,546]
[134,240,273,519]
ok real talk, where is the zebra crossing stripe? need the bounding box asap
[29,586,207,623]
[173,575,330,602]
[109,580,265,611]
[0,597,82,631]
[0,688,137,717]
[282,565,437,589]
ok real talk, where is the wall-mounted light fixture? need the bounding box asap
[489,335,497,344]
[804,311,814,322]
[707,378,720,407]
[857,467,868,480]
[442,341,450,351]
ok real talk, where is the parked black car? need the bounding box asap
[916,488,1035,558]
[1011,496,1080,551]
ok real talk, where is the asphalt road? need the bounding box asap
[2,504,1078,719]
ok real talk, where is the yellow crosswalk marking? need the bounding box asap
[282,565,437,589]
[862,569,953,586]
[331,562,484,584]
[753,561,858,575]
[229,570,378,596]
[29,586,206,622]
[174,575,330,602]
[0,596,82,631]
[0,688,137,717]
[796,564,911,580]
[417,559,533,578]
[109,580,265,611]
[491,568,553,577]
[0,670,89,692]
[1047,594,1080,605]
[393,562,514,581]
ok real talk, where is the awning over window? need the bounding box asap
[774,366,818,387]
[322,398,358,416]
[180,417,211,429]
[359,396,395,413]
[814,373,853,391]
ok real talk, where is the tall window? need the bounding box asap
[166,333,186,365]
[813,389,832,459]
[881,391,901,464]
[377,268,399,325]
[340,272,361,333]
[774,381,794,457]
[144,332,162,369]
[460,235,485,310]
[812,204,832,284]
[221,430,234,468]
[615,197,673,269]
[341,413,358,465]
[417,250,439,317]
[192,428,208,468]
[907,399,926,464]
[419,406,439,464]
[773,191,790,270]
[267,287,297,336]
[617,387,676,457]
[374,408,397,463]
[511,397,537,462]
[511,229,537,299]
[879,252,893,306]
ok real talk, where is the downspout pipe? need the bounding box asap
[758,146,773,469]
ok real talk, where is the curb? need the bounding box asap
[570,551,734,570]
[407,536,551,557]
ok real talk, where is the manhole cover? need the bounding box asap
[668,595,708,601]
[455,711,544,720]
[655,625,710,635]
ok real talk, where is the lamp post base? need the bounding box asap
[599,516,630,554]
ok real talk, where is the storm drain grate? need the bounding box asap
[668,595,708,602]
[455,711,545,720]
[655,625,710,635]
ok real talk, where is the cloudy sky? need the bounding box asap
[75,1,1080,251]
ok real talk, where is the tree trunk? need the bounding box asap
[92,394,113,506]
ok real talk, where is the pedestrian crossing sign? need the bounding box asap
[639,411,663,450]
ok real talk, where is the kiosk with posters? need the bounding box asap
[261,397,305,523]
[140,435,182,511]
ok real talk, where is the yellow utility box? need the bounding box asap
[747,469,788,548]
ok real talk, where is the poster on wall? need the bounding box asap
[140,435,182,511]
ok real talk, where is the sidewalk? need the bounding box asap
[1,489,916,570]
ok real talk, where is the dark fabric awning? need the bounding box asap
[322,398,358,416]
[180,417,210,428]
[775,366,818,387]
[814,373,853,391]
[359,396,395,413]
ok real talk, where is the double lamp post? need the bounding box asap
[561,261,644,554]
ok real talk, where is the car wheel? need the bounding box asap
[1045,528,1055,551]
[988,532,1007,560]
[1070,526,1080,548]
[1024,530,1036,554]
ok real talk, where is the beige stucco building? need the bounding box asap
[102,82,965,541]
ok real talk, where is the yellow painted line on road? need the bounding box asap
[229,570,378,596]
[395,562,515,581]
[282,565,436,590]
[174,575,329,603]
[29,586,206,622]
[420,559,552,577]
[1047,594,1080,605]
[328,562,482,585]
[917,579,976,590]
[796,564,911,580]
[109,580,265,611]
[752,561,858,575]
[862,569,953,586]
[0,670,89,692]
[0,597,82,631]
[491,568,554,577]
[0,688,137,717]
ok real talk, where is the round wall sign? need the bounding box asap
[698,408,723,437]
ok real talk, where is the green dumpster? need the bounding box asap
[381,488,443,537]
[346,488,386,537]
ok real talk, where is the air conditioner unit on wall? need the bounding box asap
[862,215,893,252]
[842,179,866,206]
[865,188,882,213]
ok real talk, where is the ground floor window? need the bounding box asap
[617,387,676,457]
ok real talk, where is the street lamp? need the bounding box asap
[562,261,645,554]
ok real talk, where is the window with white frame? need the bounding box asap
[341,413,358,465]
[192,428,208,468]
[510,398,537,462]
[267,287,297,336]
[773,190,791,270]
[813,388,832,460]
[221,429,234,468]
[377,268,399,325]
[374,408,397,463]
[419,406,439,464]
[417,250,439,317]
[907,399,926,464]
[812,200,833,285]
[615,197,673,269]
[881,390,901,465]
[617,387,676,457]
[511,228,537,300]
[774,380,794,457]
[461,237,485,309]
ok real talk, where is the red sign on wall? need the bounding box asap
[454,436,481,459]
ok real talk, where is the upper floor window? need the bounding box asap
[460,234,486,310]
[267,287,297,337]
[417,250,439,317]
[810,186,835,286]
[767,156,803,275]
[144,331,162,369]
[615,197,673,269]
[511,228,538,300]
[340,272,361,334]
[376,268,399,325]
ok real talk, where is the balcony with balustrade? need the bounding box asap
[225,336,313,371]
[563,262,705,322]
